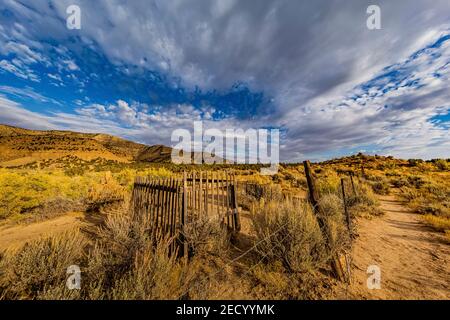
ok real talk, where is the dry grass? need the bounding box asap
[251,199,328,273]
[0,202,227,300]
[422,215,450,233]
[248,197,346,299]
[0,230,86,299]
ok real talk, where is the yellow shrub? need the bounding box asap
[422,214,450,232]
[0,169,90,219]
[0,169,132,220]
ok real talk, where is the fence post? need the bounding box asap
[231,174,241,231]
[303,160,319,209]
[303,160,346,282]
[182,171,188,261]
[349,173,357,196]
[341,178,352,234]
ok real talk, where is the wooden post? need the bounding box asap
[162,179,168,236]
[231,176,241,231]
[205,171,209,217]
[199,171,203,216]
[166,177,175,237]
[341,178,351,234]
[182,172,188,260]
[192,171,195,215]
[215,171,220,220]
[303,160,320,210]
[303,160,345,281]
[350,173,357,196]
[225,171,230,228]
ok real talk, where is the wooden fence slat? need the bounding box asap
[156,179,162,232]
[161,179,168,234]
[215,171,219,219]
[167,177,173,234]
[232,174,241,231]
[225,171,230,227]
[205,171,209,217]
[224,171,229,227]
[182,172,188,258]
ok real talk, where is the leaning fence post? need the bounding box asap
[303,160,346,282]
[349,173,357,196]
[303,161,320,209]
[341,178,352,234]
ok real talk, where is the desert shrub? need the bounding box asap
[400,177,450,218]
[293,176,307,188]
[407,175,425,188]
[0,169,131,220]
[391,176,409,188]
[369,179,390,195]
[408,159,424,167]
[249,264,329,299]
[433,159,449,171]
[0,230,86,299]
[422,215,450,233]
[316,170,340,195]
[86,173,125,210]
[0,169,86,219]
[283,172,296,181]
[251,200,327,273]
[415,201,449,217]
[102,239,196,300]
[238,182,283,210]
[83,203,211,300]
[182,216,229,257]
[344,182,383,218]
[0,202,215,300]
[318,194,350,251]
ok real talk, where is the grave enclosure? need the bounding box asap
[132,171,240,256]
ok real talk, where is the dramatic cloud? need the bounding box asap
[0,0,449,160]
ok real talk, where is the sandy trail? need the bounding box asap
[344,194,450,299]
[0,212,89,251]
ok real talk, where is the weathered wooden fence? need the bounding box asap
[132,171,240,255]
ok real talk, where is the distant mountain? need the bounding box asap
[136,144,173,163]
[0,124,172,167]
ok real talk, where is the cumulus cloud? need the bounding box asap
[0,0,450,160]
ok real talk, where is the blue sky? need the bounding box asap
[0,0,449,161]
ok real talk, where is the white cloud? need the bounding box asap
[0,59,40,82]
[1,0,450,160]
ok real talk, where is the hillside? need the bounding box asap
[0,124,171,167]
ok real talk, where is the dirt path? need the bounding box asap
[343,194,450,300]
[0,212,89,251]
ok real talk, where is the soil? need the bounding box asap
[0,212,90,251]
[339,194,450,299]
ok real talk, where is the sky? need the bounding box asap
[0,0,449,162]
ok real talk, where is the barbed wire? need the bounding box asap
[176,217,293,300]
